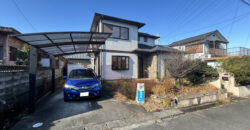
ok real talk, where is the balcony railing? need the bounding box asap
[227,47,250,56]
[209,48,227,57]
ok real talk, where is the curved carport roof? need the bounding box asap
[12,31,111,56]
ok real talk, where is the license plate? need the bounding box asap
[80,92,89,97]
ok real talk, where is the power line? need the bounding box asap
[11,0,38,32]
[165,11,250,43]
[227,0,240,38]
[241,0,250,6]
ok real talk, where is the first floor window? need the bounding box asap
[112,56,129,70]
[9,46,17,61]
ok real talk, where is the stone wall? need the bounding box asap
[221,73,250,97]
[209,71,250,97]
[144,54,157,79]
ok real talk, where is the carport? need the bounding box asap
[12,32,111,113]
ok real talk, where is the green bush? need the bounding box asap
[219,56,250,85]
[186,61,219,85]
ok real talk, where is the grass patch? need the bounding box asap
[215,101,222,106]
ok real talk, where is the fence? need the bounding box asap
[0,66,62,128]
[227,47,250,56]
[0,65,28,72]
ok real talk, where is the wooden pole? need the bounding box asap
[29,46,37,113]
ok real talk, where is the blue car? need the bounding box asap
[63,68,102,101]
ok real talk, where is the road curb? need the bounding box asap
[73,109,183,130]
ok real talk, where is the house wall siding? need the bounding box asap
[101,52,138,80]
[139,36,155,46]
[101,20,138,51]
[99,19,139,80]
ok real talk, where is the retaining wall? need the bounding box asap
[209,72,250,97]
[173,90,228,108]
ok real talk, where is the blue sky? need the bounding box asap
[1,0,250,48]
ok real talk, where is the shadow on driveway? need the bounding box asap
[11,88,110,130]
[11,88,148,130]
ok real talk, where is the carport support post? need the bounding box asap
[50,55,56,93]
[29,46,37,113]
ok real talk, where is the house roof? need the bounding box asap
[134,44,178,53]
[90,13,145,31]
[138,32,160,39]
[168,30,228,47]
[0,26,21,34]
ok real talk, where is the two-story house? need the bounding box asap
[168,30,229,60]
[0,26,23,65]
[90,13,177,80]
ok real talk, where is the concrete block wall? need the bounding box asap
[0,68,62,124]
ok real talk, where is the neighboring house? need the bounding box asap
[168,30,229,60]
[63,53,94,75]
[90,13,177,80]
[0,26,23,65]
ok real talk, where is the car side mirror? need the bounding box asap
[63,76,67,79]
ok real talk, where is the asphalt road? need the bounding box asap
[11,88,250,130]
[134,98,250,130]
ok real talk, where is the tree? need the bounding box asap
[165,51,197,89]
[16,44,42,66]
[16,44,29,65]
[185,61,219,85]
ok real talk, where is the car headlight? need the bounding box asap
[89,83,100,88]
[64,84,76,89]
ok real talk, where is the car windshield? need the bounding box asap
[69,69,96,79]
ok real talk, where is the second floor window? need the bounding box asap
[9,46,17,61]
[103,23,129,40]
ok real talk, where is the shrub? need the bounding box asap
[186,61,219,85]
[151,78,175,97]
[219,56,250,85]
[113,79,157,100]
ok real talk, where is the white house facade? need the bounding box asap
[90,13,177,80]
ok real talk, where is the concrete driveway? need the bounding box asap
[11,89,149,130]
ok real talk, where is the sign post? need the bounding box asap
[136,83,145,103]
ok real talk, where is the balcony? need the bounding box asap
[209,48,227,57]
